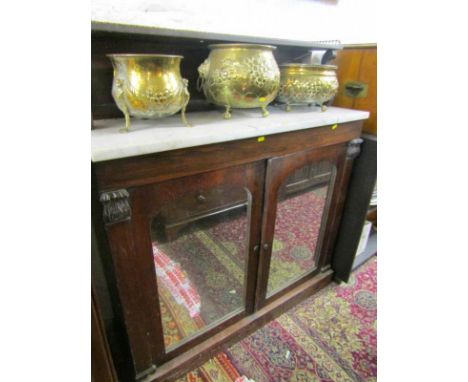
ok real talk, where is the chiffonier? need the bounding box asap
[91,106,369,382]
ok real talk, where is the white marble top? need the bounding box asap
[91,106,369,162]
[91,21,342,50]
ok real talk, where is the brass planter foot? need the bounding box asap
[120,111,131,133]
[180,83,192,127]
[261,106,269,117]
[181,105,192,127]
[285,104,292,112]
[224,105,232,119]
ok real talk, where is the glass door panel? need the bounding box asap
[266,161,335,297]
[150,185,251,351]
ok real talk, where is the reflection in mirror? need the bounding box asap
[266,161,335,297]
[151,186,251,351]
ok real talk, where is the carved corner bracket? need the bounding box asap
[99,189,131,226]
[346,138,364,159]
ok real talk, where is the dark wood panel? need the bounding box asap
[92,287,118,382]
[332,134,377,282]
[318,143,360,270]
[104,218,159,375]
[92,172,138,381]
[94,121,363,190]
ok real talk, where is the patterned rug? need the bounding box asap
[176,257,377,382]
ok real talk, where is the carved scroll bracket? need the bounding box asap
[99,189,131,226]
[346,138,364,159]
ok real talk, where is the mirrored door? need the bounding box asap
[255,145,346,308]
[126,161,264,363]
[266,161,335,297]
[151,185,252,351]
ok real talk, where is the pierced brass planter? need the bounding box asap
[197,44,280,119]
[108,54,191,132]
[276,64,339,112]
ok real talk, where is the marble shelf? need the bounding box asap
[91,106,369,162]
[91,21,342,50]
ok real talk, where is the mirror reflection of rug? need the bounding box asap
[175,257,377,382]
[154,188,328,349]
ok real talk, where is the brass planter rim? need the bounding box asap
[280,63,337,70]
[107,53,184,59]
[208,43,276,51]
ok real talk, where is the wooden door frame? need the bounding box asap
[92,286,118,382]
[100,161,265,378]
[254,143,347,309]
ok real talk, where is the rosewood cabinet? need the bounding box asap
[92,119,364,382]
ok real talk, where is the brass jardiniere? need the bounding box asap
[108,54,190,132]
[276,64,339,112]
[197,44,280,119]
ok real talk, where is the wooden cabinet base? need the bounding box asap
[92,288,118,382]
[141,270,333,382]
[92,120,364,381]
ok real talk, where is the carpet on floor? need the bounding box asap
[175,257,377,382]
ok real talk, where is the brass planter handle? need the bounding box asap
[196,76,204,92]
[197,58,209,92]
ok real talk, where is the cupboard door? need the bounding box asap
[101,161,264,373]
[255,144,348,308]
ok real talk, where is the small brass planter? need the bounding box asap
[276,64,338,112]
[197,44,280,119]
[108,54,190,132]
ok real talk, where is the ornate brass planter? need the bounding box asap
[197,44,280,119]
[276,64,338,111]
[108,54,190,132]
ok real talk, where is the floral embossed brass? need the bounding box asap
[198,44,280,119]
[108,54,191,132]
[276,64,339,112]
